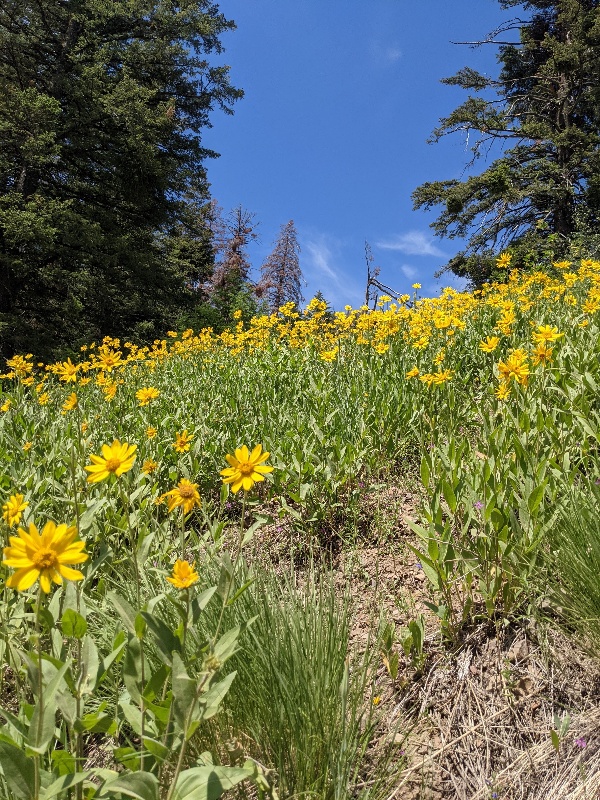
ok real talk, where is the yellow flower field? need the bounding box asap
[0,259,599,799]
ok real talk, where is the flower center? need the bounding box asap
[32,547,58,570]
[238,461,254,476]
[179,485,195,498]
[105,457,121,473]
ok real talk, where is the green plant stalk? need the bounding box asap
[34,585,43,800]
[118,478,145,770]
[69,446,85,800]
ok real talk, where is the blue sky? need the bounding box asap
[203,1,516,307]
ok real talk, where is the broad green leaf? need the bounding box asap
[27,662,69,753]
[100,771,158,800]
[78,634,100,695]
[108,591,138,636]
[200,672,236,721]
[171,765,253,800]
[527,482,546,514]
[41,772,90,800]
[171,652,197,728]
[141,611,180,664]
[0,740,35,799]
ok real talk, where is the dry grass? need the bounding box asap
[246,478,600,800]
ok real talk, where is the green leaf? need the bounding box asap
[527,482,546,514]
[107,591,137,636]
[441,480,457,514]
[171,652,197,728]
[143,737,171,763]
[201,672,236,721]
[420,456,430,488]
[141,611,180,664]
[123,636,144,704]
[213,626,241,664]
[191,587,217,624]
[101,771,159,800]
[41,772,90,800]
[27,662,69,754]
[0,740,35,799]
[171,765,253,800]
[78,634,100,696]
[119,701,144,737]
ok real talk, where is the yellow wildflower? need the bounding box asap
[1,399,12,412]
[146,426,158,439]
[55,358,79,383]
[164,478,201,513]
[136,387,160,406]
[532,325,564,344]
[172,430,193,453]
[320,348,338,362]
[103,383,117,402]
[85,440,137,483]
[431,369,453,385]
[406,367,420,379]
[2,494,28,528]
[496,252,512,269]
[23,442,32,452]
[497,352,529,386]
[95,348,123,372]
[479,336,500,353]
[221,444,274,493]
[495,382,511,401]
[38,393,50,406]
[532,342,553,366]
[373,342,389,354]
[3,521,88,593]
[166,559,199,589]
[62,392,78,412]
[142,459,158,475]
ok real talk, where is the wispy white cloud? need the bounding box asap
[301,233,364,308]
[400,264,418,279]
[369,39,402,65]
[376,231,447,258]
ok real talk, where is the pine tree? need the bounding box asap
[0,0,242,358]
[412,1,600,285]
[257,220,304,312]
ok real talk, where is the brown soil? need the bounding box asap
[249,479,600,800]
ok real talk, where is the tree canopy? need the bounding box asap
[0,0,242,358]
[412,0,600,285]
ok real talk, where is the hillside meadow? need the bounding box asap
[1,258,600,799]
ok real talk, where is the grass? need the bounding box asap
[0,263,600,798]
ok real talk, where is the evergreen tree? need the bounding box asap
[256,220,304,312]
[0,0,242,358]
[412,1,600,285]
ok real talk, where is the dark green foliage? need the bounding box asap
[413,1,600,284]
[0,0,242,358]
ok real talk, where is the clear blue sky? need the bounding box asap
[203,1,518,307]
